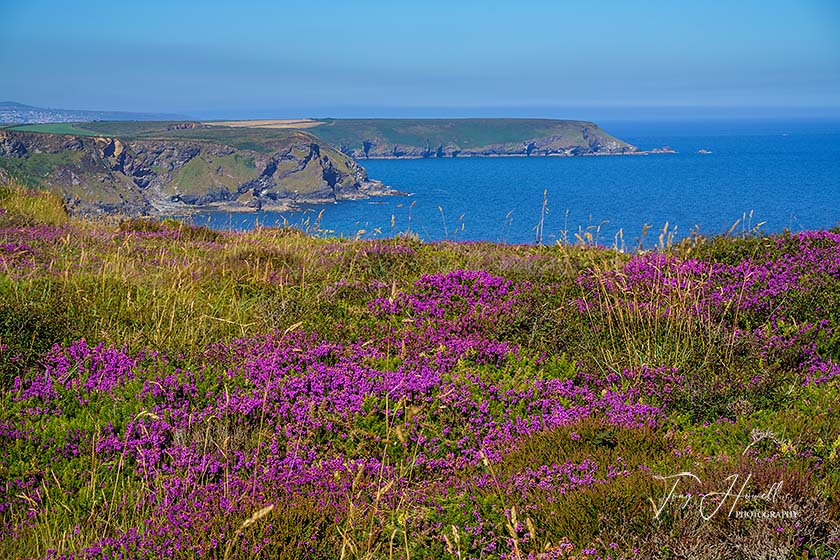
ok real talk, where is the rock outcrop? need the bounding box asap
[0,130,393,217]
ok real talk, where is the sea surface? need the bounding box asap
[183,119,840,246]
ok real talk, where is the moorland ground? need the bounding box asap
[1,183,838,559]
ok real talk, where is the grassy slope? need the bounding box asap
[1,185,838,559]
[0,151,82,186]
[0,151,145,208]
[308,118,602,149]
[167,153,257,196]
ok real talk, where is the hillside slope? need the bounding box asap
[1,186,838,558]
[0,127,391,216]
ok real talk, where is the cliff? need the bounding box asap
[299,118,646,159]
[0,129,392,217]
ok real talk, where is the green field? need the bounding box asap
[3,123,90,135]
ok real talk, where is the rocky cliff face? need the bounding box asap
[0,130,392,216]
[334,125,640,159]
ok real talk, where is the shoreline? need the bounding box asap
[345,147,677,160]
[152,181,406,218]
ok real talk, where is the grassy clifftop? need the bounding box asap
[1,185,838,559]
[11,117,641,159]
[8,121,310,153]
[308,117,636,157]
[309,118,602,148]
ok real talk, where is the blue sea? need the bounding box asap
[185,119,840,245]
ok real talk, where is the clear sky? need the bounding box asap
[1,0,839,119]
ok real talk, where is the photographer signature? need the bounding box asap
[651,472,783,521]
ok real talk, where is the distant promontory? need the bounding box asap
[206,118,668,159]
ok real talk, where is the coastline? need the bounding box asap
[154,179,404,217]
[349,147,677,160]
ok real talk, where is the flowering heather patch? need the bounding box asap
[579,231,840,315]
[360,239,418,258]
[2,316,669,556]
[371,269,529,321]
[0,225,71,244]
[0,242,36,271]
[0,194,838,559]
[13,340,137,403]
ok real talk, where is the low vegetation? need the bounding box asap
[1,183,838,559]
[7,122,304,153]
[303,118,616,151]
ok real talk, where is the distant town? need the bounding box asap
[0,101,185,125]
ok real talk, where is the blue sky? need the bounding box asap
[1,0,838,119]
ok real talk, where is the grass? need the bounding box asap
[0,152,82,186]
[309,118,608,150]
[3,123,92,135]
[168,153,257,197]
[10,121,305,153]
[0,183,69,225]
[0,183,838,559]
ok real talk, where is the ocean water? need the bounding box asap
[185,119,840,245]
